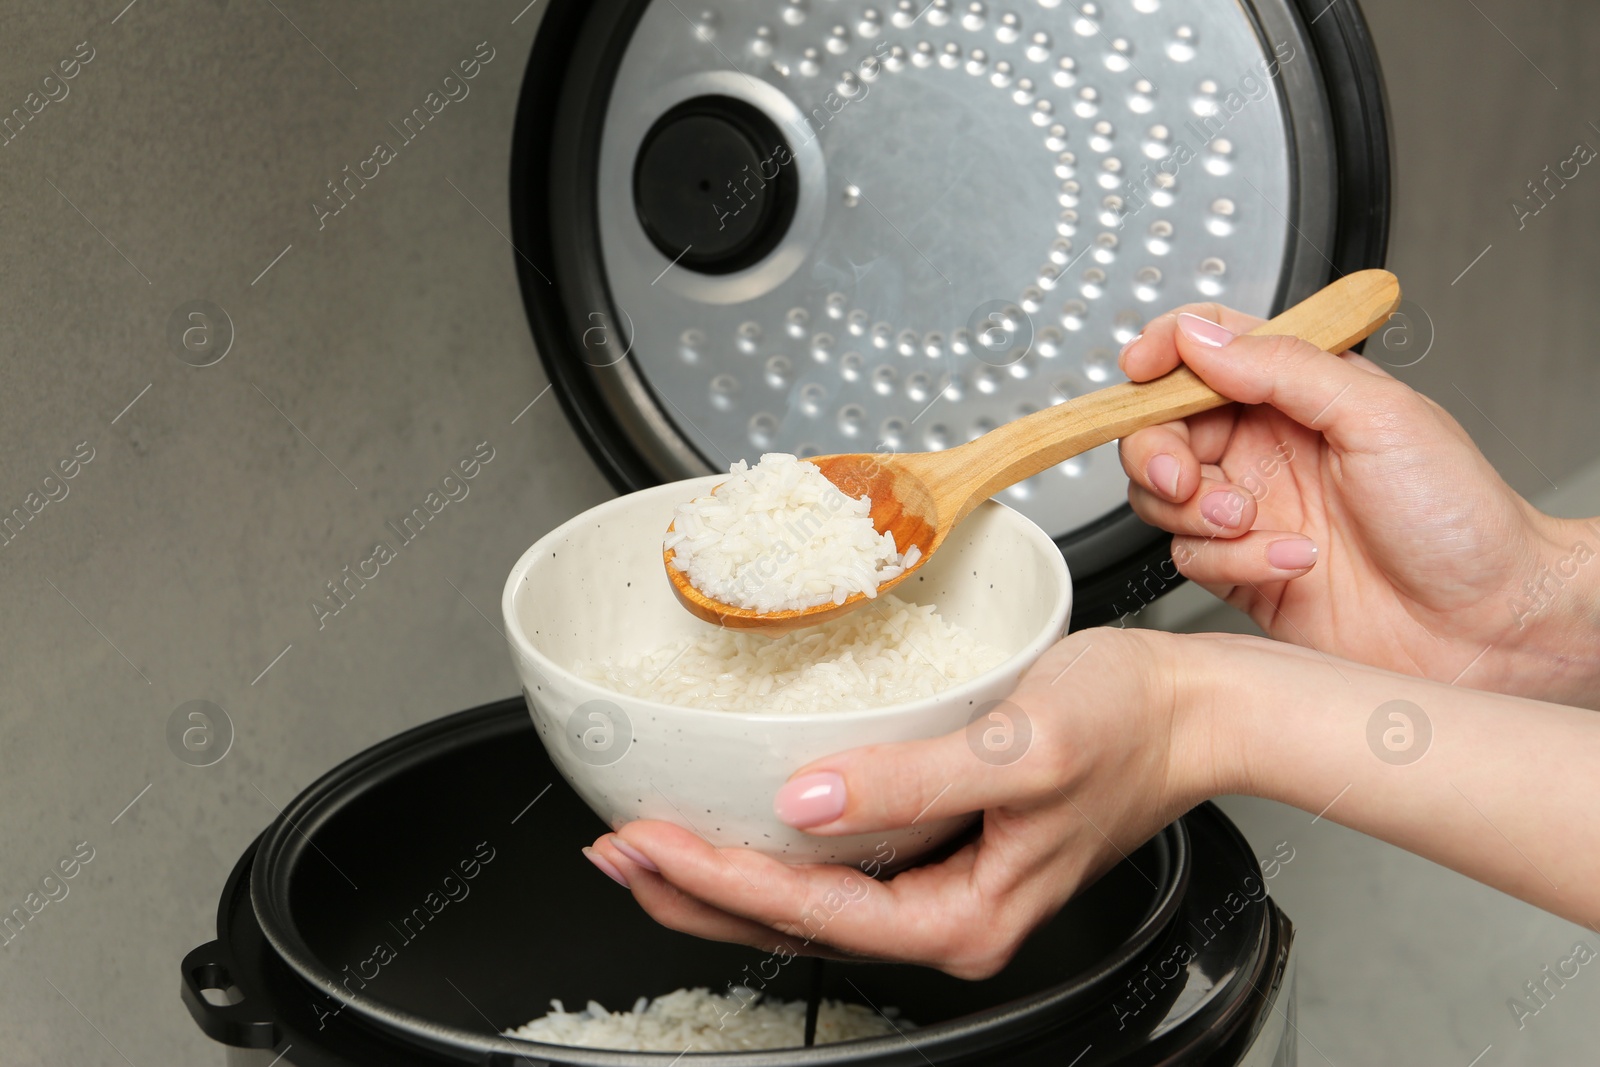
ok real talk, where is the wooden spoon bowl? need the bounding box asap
[667,269,1402,633]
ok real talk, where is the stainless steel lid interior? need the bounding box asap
[511,0,1389,624]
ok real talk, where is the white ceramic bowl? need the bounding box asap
[501,476,1071,868]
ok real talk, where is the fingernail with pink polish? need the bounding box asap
[1267,538,1318,571]
[611,837,659,873]
[775,772,847,829]
[1147,453,1181,499]
[1176,313,1235,349]
[1200,490,1246,529]
[582,847,630,888]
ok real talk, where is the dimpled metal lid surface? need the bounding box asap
[597,0,1295,540]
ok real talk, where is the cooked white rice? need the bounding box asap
[665,453,920,614]
[576,595,1005,713]
[504,986,908,1051]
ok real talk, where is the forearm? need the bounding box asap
[1185,634,1600,925]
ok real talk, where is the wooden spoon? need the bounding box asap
[667,269,1401,632]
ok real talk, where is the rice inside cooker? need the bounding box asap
[665,453,920,613]
[576,595,1004,713]
[505,986,908,1051]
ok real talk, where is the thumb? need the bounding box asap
[776,700,1054,835]
[1171,311,1408,453]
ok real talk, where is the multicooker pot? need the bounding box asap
[511,0,1389,625]
[183,699,1296,1066]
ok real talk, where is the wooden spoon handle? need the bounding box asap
[932,269,1401,521]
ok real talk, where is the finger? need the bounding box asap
[772,717,1061,838]
[612,821,1000,973]
[1342,350,1395,378]
[1118,424,1198,502]
[771,635,1131,838]
[1127,478,1259,538]
[593,833,867,961]
[1168,314,1414,453]
[1171,531,1320,586]
[589,833,816,952]
[607,822,845,942]
[1183,406,1245,465]
[1119,406,1244,501]
[1119,303,1267,381]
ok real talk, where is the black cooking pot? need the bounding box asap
[181,699,1294,1065]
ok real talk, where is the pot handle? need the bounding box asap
[180,940,280,1049]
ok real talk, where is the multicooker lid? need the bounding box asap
[510,0,1389,624]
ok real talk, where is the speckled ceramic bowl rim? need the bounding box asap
[500,477,1073,726]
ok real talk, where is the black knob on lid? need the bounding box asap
[632,96,799,275]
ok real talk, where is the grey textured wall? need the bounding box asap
[0,2,610,1062]
[1370,0,1600,496]
[0,1,1596,1065]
